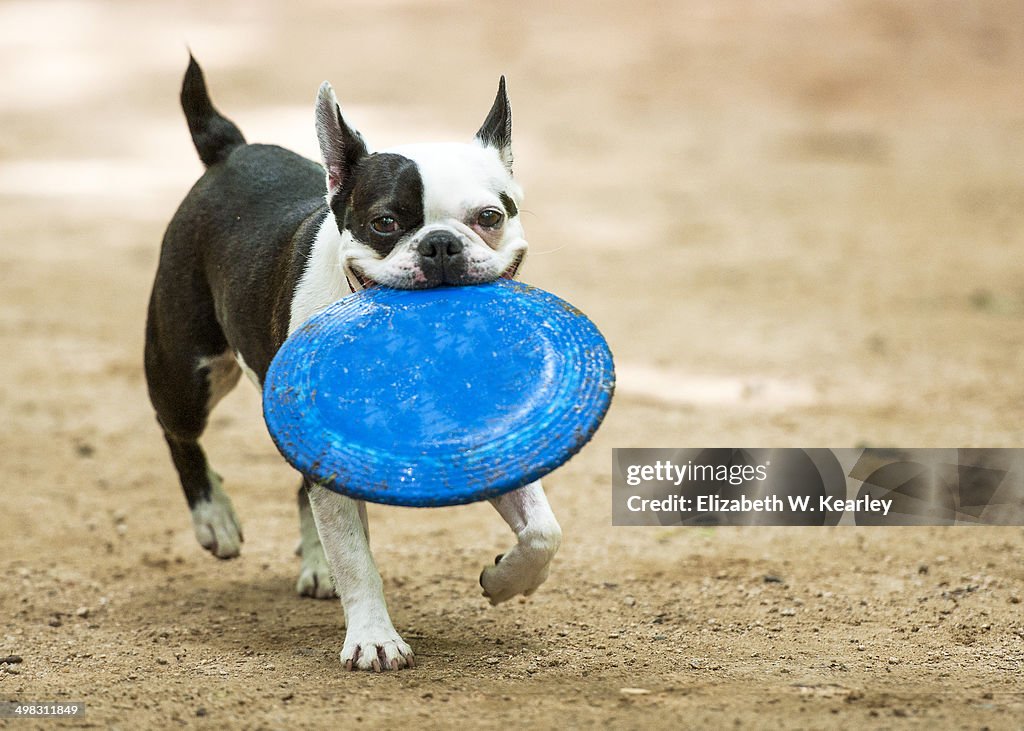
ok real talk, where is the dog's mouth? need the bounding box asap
[347,253,523,292]
[501,252,525,280]
[346,265,377,292]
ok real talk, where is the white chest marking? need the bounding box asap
[289,215,352,335]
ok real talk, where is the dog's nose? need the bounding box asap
[418,231,463,259]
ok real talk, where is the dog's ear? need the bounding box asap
[475,76,512,174]
[315,82,368,198]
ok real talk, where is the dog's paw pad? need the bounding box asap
[191,493,243,559]
[340,631,415,672]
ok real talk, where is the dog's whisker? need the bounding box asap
[527,243,572,256]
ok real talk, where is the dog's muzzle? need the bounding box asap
[418,230,467,285]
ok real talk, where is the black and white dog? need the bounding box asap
[145,58,562,671]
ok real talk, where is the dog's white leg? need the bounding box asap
[295,484,336,599]
[306,483,414,671]
[481,480,562,605]
[190,467,243,559]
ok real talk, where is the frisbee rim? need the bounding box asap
[262,280,615,507]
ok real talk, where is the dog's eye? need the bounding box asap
[477,208,504,229]
[370,216,400,234]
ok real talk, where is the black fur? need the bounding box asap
[475,76,512,169]
[146,60,331,516]
[180,55,246,168]
[145,58,484,525]
[341,153,424,256]
[499,192,518,218]
[315,83,369,198]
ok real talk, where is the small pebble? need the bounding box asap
[620,687,651,696]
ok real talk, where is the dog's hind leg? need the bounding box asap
[295,477,339,598]
[480,480,562,605]
[145,271,244,559]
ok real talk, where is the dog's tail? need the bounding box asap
[180,54,245,168]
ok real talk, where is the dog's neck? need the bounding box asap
[288,215,351,336]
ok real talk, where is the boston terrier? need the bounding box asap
[144,58,562,671]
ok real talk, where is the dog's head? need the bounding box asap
[314,79,526,291]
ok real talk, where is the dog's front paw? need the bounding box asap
[296,543,336,599]
[190,485,243,559]
[479,534,558,605]
[340,625,415,672]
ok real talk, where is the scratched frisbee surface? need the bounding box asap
[262,279,615,507]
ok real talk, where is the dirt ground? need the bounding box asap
[2,0,1024,728]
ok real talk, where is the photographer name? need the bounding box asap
[626,493,893,516]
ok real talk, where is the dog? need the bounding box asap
[144,57,562,671]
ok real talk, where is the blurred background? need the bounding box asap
[2,1,1023,726]
[4,0,1023,443]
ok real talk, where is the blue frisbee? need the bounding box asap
[262,279,615,507]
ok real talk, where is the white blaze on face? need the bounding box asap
[385,142,517,224]
[323,140,529,292]
[381,142,527,274]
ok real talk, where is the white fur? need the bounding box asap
[290,135,545,673]
[288,224,415,663]
[344,142,528,289]
[306,482,414,671]
[482,480,562,604]
[190,467,243,559]
[384,142,521,224]
[289,216,353,334]
[296,488,336,599]
[197,350,242,411]
[233,351,261,388]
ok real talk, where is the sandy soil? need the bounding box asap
[2,0,1023,728]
